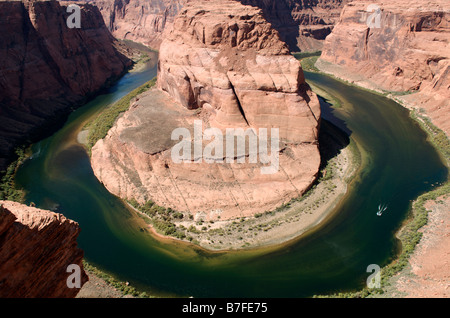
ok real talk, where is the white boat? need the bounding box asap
[377,203,387,216]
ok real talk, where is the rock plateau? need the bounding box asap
[91,0,321,220]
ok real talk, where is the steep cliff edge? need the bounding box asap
[91,0,321,220]
[0,200,88,297]
[86,0,346,51]
[318,0,449,135]
[0,0,132,172]
[85,0,184,49]
[239,0,347,51]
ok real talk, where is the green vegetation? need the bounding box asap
[128,199,187,239]
[292,51,321,73]
[83,260,151,298]
[0,147,27,202]
[85,78,157,152]
[292,51,321,60]
[411,110,450,161]
[300,56,320,72]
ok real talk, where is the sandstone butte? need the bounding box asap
[91,0,322,220]
[0,0,132,172]
[318,0,450,136]
[0,201,88,298]
[85,0,347,51]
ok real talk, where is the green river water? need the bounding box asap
[14,62,448,297]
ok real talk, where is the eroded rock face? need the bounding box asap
[0,201,88,298]
[91,0,321,220]
[87,0,347,51]
[0,0,132,171]
[239,0,347,51]
[319,0,450,135]
[86,0,184,49]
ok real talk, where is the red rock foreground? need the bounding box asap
[0,201,88,298]
[91,0,321,220]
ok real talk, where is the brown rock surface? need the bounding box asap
[0,0,132,171]
[239,0,348,51]
[318,0,450,135]
[0,200,88,298]
[85,0,184,49]
[86,0,346,51]
[91,0,321,220]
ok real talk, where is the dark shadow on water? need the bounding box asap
[317,96,351,172]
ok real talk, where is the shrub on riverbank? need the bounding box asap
[85,78,157,152]
[0,147,26,202]
[82,261,151,298]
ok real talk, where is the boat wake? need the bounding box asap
[376,203,388,216]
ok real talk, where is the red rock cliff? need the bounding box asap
[318,0,449,135]
[86,0,346,51]
[0,0,132,171]
[0,200,88,298]
[91,0,321,220]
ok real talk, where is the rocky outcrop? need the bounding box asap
[0,200,88,298]
[87,0,346,51]
[0,0,132,172]
[85,0,184,49]
[318,0,450,135]
[91,0,321,220]
[239,0,347,51]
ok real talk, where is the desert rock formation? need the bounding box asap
[239,0,347,51]
[0,200,88,298]
[318,0,450,135]
[0,0,132,171]
[85,0,184,49]
[91,0,321,220]
[86,0,346,51]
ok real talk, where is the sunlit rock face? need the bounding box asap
[91,0,321,220]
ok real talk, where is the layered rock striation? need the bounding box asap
[318,0,450,135]
[85,0,184,49]
[91,0,321,220]
[239,0,347,51]
[87,0,346,51]
[0,0,132,171]
[0,200,88,298]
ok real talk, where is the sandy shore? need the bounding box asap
[77,270,129,298]
[176,141,356,250]
[126,120,359,251]
[394,196,450,297]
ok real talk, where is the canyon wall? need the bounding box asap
[0,200,88,297]
[86,0,346,51]
[239,0,347,51]
[0,0,132,172]
[91,0,321,220]
[85,0,184,49]
[318,0,450,135]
